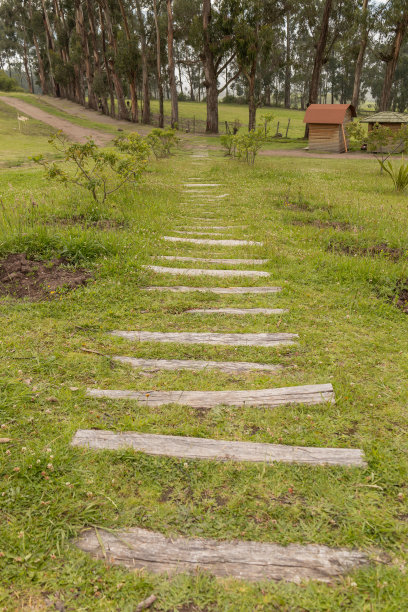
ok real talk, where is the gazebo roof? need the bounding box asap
[303,104,356,125]
[360,111,408,124]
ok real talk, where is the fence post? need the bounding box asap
[193,115,195,133]
[275,121,280,136]
[285,118,291,138]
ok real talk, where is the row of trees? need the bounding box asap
[1,0,408,133]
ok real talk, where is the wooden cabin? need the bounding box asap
[303,104,356,153]
[360,111,408,152]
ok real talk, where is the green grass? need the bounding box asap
[1,115,408,610]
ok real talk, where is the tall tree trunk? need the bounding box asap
[76,0,96,109]
[118,0,138,122]
[202,0,218,133]
[87,0,108,114]
[351,0,369,110]
[167,0,178,127]
[98,3,116,117]
[153,0,164,127]
[247,62,257,131]
[100,0,128,120]
[32,32,47,94]
[305,0,332,137]
[284,14,291,109]
[379,11,408,111]
[40,0,59,96]
[22,34,33,93]
[135,0,150,123]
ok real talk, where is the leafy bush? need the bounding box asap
[0,71,21,92]
[33,132,149,204]
[220,128,265,165]
[146,128,178,159]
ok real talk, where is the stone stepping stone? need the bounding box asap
[143,266,269,278]
[189,194,229,199]
[111,356,281,373]
[157,256,268,265]
[110,330,296,346]
[86,383,334,408]
[188,226,240,230]
[72,429,365,467]
[143,286,281,294]
[163,237,262,246]
[74,526,369,583]
[186,308,288,315]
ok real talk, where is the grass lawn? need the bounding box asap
[0,112,408,610]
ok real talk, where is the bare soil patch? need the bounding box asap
[0,253,91,300]
[291,218,358,232]
[328,241,406,262]
[392,282,408,314]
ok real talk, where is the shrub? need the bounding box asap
[380,160,408,192]
[220,134,236,156]
[220,128,265,165]
[0,71,21,92]
[146,128,178,159]
[33,132,149,205]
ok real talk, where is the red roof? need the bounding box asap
[303,104,356,124]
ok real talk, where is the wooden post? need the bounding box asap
[341,124,348,153]
[275,121,280,136]
[285,118,291,138]
[193,115,195,133]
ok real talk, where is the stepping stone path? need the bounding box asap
[143,265,269,278]
[163,236,262,246]
[111,356,281,373]
[157,256,266,264]
[143,286,281,294]
[86,384,334,408]
[110,330,297,346]
[72,147,369,583]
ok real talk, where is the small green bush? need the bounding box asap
[33,132,149,205]
[146,128,178,159]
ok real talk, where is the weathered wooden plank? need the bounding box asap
[74,526,369,583]
[112,356,281,372]
[86,384,333,407]
[183,183,221,187]
[71,429,365,466]
[173,231,224,236]
[163,237,262,246]
[186,308,288,315]
[157,256,268,264]
[110,330,296,346]
[143,265,269,278]
[143,286,281,294]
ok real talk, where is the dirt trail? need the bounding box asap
[40,95,152,135]
[0,96,113,145]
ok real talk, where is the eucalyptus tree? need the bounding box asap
[378,0,408,111]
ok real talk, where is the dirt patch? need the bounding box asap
[392,281,408,314]
[0,253,91,300]
[328,241,406,262]
[291,218,358,232]
[50,215,127,230]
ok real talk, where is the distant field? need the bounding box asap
[150,100,306,138]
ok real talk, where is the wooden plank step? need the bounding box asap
[183,183,221,187]
[71,429,365,467]
[157,256,268,265]
[143,286,281,294]
[143,266,269,278]
[74,526,369,583]
[110,330,296,346]
[189,194,229,199]
[173,231,224,236]
[111,356,281,373]
[163,237,262,246]
[86,384,333,407]
[186,308,288,315]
